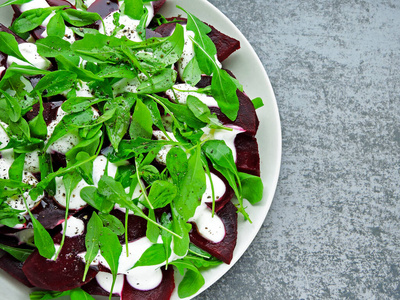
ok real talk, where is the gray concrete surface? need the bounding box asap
[200,1,400,299]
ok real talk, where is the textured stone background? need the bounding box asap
[199,0,400,299]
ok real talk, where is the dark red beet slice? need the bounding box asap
[22,211,98,291]
[209,90,259,136]
[189,201,237,264]
[111,209,147,243]
[235,133,260,177]
[0,253,34,287]
[154,17,240,62]
[205,170,234,213]
[121,266,175,300]
[45,0,74,7]
[152,0,166,14]
[87,0,119,19]
[0,23,25,43]
[24,101,63,126]
[30,194,72,229]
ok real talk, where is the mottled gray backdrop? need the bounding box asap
[200,0,400,299]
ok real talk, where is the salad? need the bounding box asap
[0,0,264,299]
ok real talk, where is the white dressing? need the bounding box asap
[165,83,219,107]
[61,216,85,237]
[53,177,89,209]
[152,130,178,165]
[95,272,125,295]
[20,0,49,12]
[7,43,51,70]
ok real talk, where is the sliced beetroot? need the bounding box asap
[0,23,25,44]
[24,101,63,126]
[45,0,74,7]
[30,194,72,229]
[0,253,34,288]
[189,201,237,264]
[154,17,240,62]
[121,266,175,300]
[22,211,98,291]
[209,90,259,136]
[152,0,167,14]
[111,209,147,243]
[205,170,234,213]
[235,133,260,177]
[87,0,119,19]
[82,272,115,297]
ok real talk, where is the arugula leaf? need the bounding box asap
[133,244,166,267]
[252,96,264,109]
[239,172,263,204]
[169,259,205,298]
[8,153,25,181]
[11,6,63,34]
[98,212,124,235]
[173,145,206,221]
[147,180,177,209]
[80,186,113,213]
[32,70,77,97]
[0,243,33,261]
[55,55,102,81]
[166,146,188,185]
[0,89,22,122]
[99,227,122,298]
[0,32,29,64]
[0,0,32,8]
[124,0,144,20]
[129,97,153,140]
[83,212,102,281]
[30,212,55,259]
[46,11,65,38]
[28,93,47,139]
[136,68,177,94]
[60,9,101,27]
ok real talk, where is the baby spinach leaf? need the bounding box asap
[177,269,205,298]
[173,146,205,221]
[166,146,188,185]
[98,212,124,235]
[129,97,153,140]
[146,208,159,243]
[8,153,25,181]
[139,164,159,185]
[32,70,77,97]
[239,172,263,204]
[137,69,177,94]
[11,6,62,34]
[0,89,21,122]
[47,11,65,38]
[124,0,144,20]
[0,0,32,8]
[0,32,29,64]
[60,9,101,27]
[147,180,177,209]
[0,243,33,261]
[133,244,166,268]
[99,227,122,297]
[28,94,47,139]
[83,211,102,281]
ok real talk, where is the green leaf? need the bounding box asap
[146,208,159,243]
[80,186,114,213]
[166,146,188,185]
[61,97,103,114]
[99,227,122,297]
[147,180,177,209]
[28,94,47,139]
[55,55,102,81]
[98,212,124,235]
[252,96,264,109]
[0,89,22,122]
[129,98,153,140]
[8,153,25,181]
[177,269,205,298]
[171,203,191,257]
[210,68,239,121]
[0,32,29,64]
[75,151,94,185]
[32,70,77,97]
[153,23,185,66]
[124,0,144,20]
[31,215,55,259]
[239,172,263,204]
[83,212,102,281]
[0,0,32,8]
[11,6,62,34]
[174,146,206,220]
[47,11,66,38]
[70,288,96,300]
[105,96,135,150]
[182,57,202,85]
[133,244,166,267]
[136,69,177,94]
[0,243,33,261]
[60,9,101,27]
